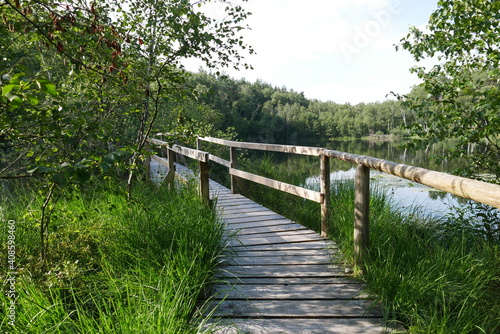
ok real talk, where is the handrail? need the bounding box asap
[146,138,211,207]
[149,135,500,272]
[324,149,500,210]
[198,136,325,156]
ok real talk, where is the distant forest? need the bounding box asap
[176,71,414,144]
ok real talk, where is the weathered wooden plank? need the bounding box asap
[224,248,338,257]
[209,154,230,168]
[230,168,322,203]
[224,218,294,229]
[211,299,382,318]
[217,199,257,207]
[207,318,393,334]
[216,277,363,285]
[169,144,209,162]
[229,233,327,247]
[216,264,349,277]
[220,210,286,220]
[212,283,369,300]
[231,240,335,251]
[219,255,343,266]
[227,223,308,236]
[219,206,269,215]
[231,230,319,241]
[224,214,287,224]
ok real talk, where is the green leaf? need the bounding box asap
[51,174,68,187]
[36,79,58,96]
[2,84,18,96]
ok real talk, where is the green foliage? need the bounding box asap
[1,0,253,261]
[398,0,500,181]
[0,180,224,333]
[188,71,411,144]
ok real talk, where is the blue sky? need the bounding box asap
[185,0,439,104]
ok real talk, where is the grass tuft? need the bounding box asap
[1,179,224,333]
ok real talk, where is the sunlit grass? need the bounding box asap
[0,179,224,333]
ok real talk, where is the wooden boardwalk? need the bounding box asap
[150,159,399,333]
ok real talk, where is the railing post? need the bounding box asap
[354,164,370,273]
[166,148,176,190]
[230,146,238,194]
[196,137,202,150]
[199,152,211,207]
[320,154,330,237]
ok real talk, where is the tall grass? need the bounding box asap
[1,179,224,333]
[233,156,500,333]
[328,181,500,333]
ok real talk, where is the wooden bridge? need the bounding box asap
[146,135,500,334]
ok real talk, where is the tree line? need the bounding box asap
[182,71,412,144]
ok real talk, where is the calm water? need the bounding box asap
[286,139,470,218]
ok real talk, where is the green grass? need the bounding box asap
[1,179,224,333]
[234,156,500,333]
[328,181,500,333]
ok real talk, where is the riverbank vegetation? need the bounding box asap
[235,155,500,333]
[0,180,224,333]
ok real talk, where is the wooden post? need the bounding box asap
[230,146,238,194]
[199,152,211,207]
[354,164,370,272]
[196,137,202,150]
[320,154,330,237]
[166,148,175,190]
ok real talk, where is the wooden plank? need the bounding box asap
[147,138,168,147]
[216,277,363,285]
[207,318,393,334]
[209,154,230,168]
[224,248,338,257]
[216,264,349,277]
[212,283,369,300]
[229,234,326,247]
[211,299,382,318]
[224,214,287,224]
[219,255,343,266]
[170,144,208,162]
[227,224,308,236]
[232,230,319,240]
[230,168,322,203]
[220,210,288,220]
[223,219,304,230]
[216,198,256,206]
[219,204,267,213]
[231,240,335,251]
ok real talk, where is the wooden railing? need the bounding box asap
[147,135,500,271]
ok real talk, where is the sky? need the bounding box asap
[184,0,439,105]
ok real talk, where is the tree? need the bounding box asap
[397,0,500,181]
[1,0,253,262]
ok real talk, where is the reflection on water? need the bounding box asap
[295,139,474,218]
[306,167,464,217]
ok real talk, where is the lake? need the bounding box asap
[282,138,470,218]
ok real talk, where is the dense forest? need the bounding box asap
[179,71,413,144]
